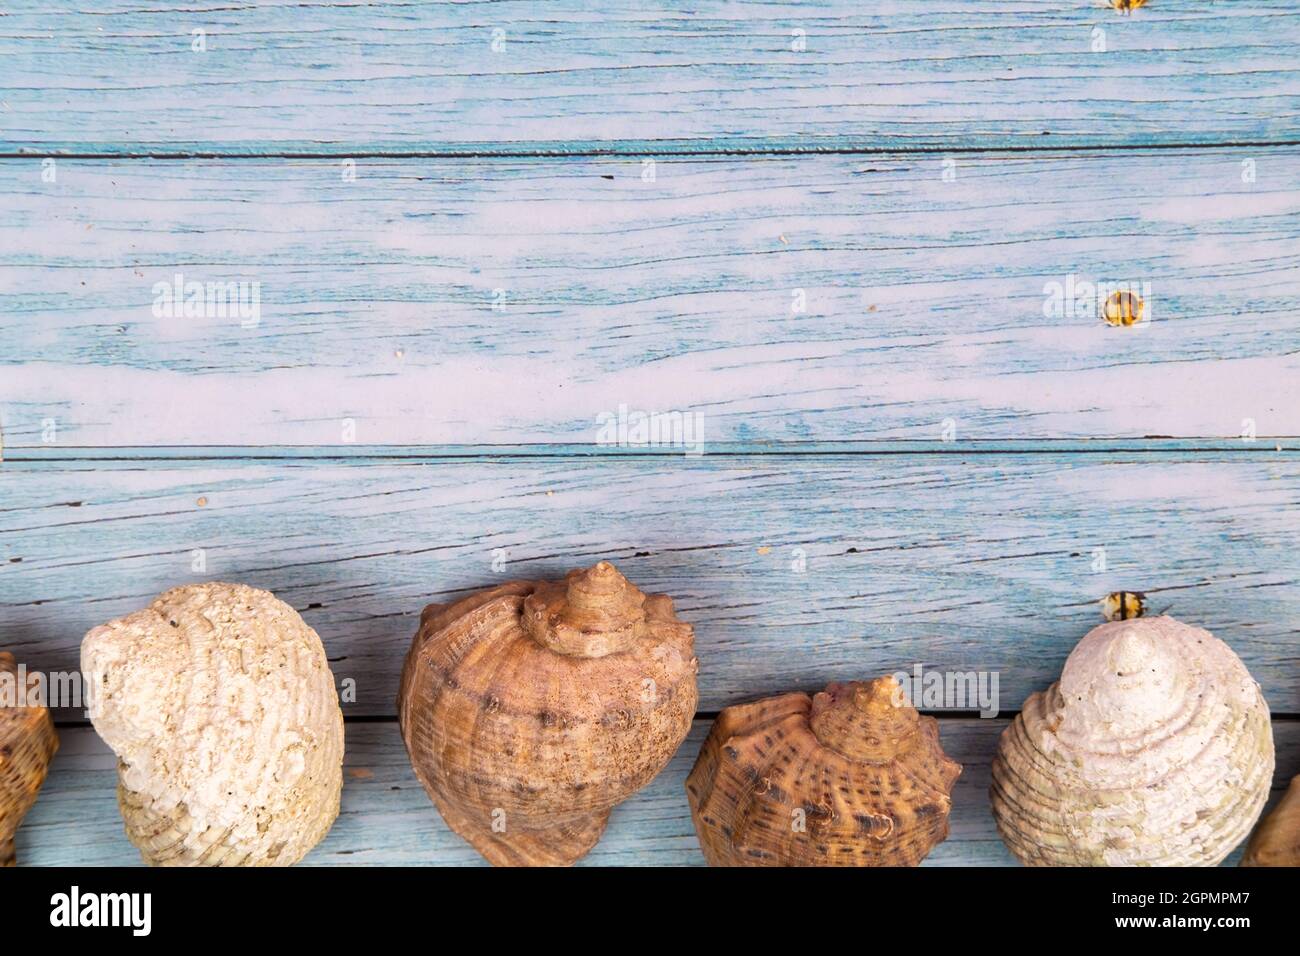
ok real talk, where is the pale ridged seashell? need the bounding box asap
[0,652,58,866]
[398,561,698,866]
[82,583,344,866]
[991,616,1274,866]
[1241,775,1300,867]
[686,676,961,866]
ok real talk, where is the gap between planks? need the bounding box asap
[50,713,1300,728]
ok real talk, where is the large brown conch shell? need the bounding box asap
[398,561,698,866]
[0,652,59,866]
[991,616,1274,866]
[685,676,961,866]
[82,583,345,866]
[1241,775,1300,867]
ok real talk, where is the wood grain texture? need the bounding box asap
[4,1,1300,154]
[4,151,1300,446]
[9,440,1300,460]
[16,719,1300,866]
[3,451,1297,717]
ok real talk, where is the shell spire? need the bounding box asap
[810,677,919,762]
[522,560,649,657]
[686,676,961,866]
[991,616,1274,866]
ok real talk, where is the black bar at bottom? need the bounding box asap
[0,866,1289,941]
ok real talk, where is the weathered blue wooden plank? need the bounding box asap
[3,1,1299,153]
[16,720,1299,866]
[8,440,1300,461]
[2,452,1296,715]
[4,151,1299,445]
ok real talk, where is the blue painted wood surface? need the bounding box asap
[2,1,1298,867]
[3,151,1299,445]
[2,451,1297,716]
[3,1,1300,153]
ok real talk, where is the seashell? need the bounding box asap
[82,582,344,866]
[685,676,961,866]
[0,652,59,866]
[991,615,1274,866]
[398,561,697,866]
[1241,775,1300,867]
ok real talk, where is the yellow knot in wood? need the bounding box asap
[1102,290,1144,326]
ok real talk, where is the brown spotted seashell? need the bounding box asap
[398,561,698,866]
[685,676,961,866]
[0,652,59,866]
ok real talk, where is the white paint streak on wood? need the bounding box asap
[3,153,1299,445]
[2,1,1299,151]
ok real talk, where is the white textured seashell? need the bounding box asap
[991,616,1274,866]
[82,583,344,866]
